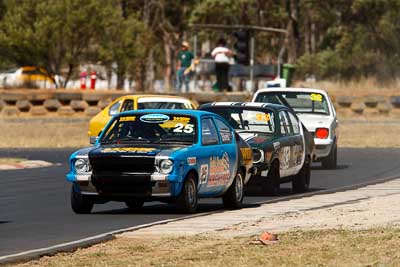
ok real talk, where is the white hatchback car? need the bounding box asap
[252,88,338,169]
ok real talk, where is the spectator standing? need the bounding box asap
[211,38,233,91]
[176,41,194,93]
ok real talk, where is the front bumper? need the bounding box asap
[71,172,173,197]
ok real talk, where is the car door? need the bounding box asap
[196,117,225,196]
[214,117,238,191]
[287,110,305,175]
[277,110,295,178]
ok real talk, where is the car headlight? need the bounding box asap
[159,159,173,174]
[74,158,91,174]
[252,149,264,164]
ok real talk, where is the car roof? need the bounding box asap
[116,94,193,101]
[117,109,215,118]
[254,87,328,95]
[200,102,288,111]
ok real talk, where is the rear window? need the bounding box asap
[138,102,192,109]
[255,91,330,115]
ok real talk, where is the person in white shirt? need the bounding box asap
[211,38,233,91]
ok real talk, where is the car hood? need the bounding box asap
[297,114,334,132]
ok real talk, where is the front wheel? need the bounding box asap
[262,161,280,196]
[222,170,244,209]
[176,173,198,213]
[292,157,311,193]
[71,185,94,214]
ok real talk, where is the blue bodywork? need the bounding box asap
[66,110,252,201]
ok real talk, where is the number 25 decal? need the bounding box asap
[173,123,194,133]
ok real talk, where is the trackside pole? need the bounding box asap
[193,34,198,92]
[249,35,255,92]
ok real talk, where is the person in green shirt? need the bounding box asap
[176,41,194,93]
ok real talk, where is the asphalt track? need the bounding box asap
[1,147,400,258]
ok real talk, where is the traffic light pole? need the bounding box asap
[249,35,255,92]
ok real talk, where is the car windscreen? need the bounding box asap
[101,113,197,145]
[138,102,193,109]
[255,92,330,115]
[203,107,275,134]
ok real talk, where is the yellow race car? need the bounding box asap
[88,95,197,143]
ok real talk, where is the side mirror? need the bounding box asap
[90,131,102,145]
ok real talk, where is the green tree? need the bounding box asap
[0,0,109,87]
[97,3,147,89]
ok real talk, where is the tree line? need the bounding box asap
[0,0,399,90]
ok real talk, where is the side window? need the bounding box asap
[215,118,233,144]
[288,112,300,135]
[108,101,122,116]
[120,99,134,112]
[201,118,219,145]
[279,111,291,136]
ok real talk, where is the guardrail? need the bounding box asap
[0,89,252,117]
[0,89,399,117]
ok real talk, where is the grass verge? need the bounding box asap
[0,120,89,148]
[9,228,400,267]
[1,118,400,148]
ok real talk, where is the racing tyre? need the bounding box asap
[222,170,244,209]
[176,173,198,213]
[71,185,94,214]
[321,143,337,169]
[125,199,144,211]
[263,161,280,196]
[292,157,311,193]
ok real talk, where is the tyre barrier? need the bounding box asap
[0,89,400,117]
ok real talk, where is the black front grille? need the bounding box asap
[90,155,155,173]
[91,173,153,196]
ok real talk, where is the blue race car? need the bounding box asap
[66,110,254,213]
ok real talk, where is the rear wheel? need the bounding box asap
[321,143,337,169]
[71,184,94,214]
[292,156,311,193]
[125,199,144,211]
[263,161,280,196]
[222,170,244,209]
[176,173,198,213]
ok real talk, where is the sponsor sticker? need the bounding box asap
[255,113,271,122]
[140,114,170,123]
[310,93,323,102]
[280,146,291,170]
[102,147,156,153]
[120,116,136,122]
[240,147,252,161]
[200,164,209,184]
[207,152,230,187]
[187,157,197,165]
[173,116,191,122]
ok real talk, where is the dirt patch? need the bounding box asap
[0,157,25,164]
[0,159,53,170]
